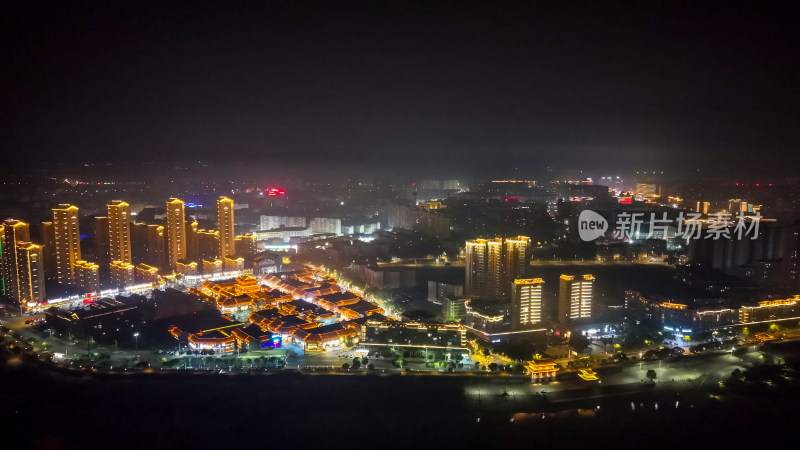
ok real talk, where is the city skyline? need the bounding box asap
[3,2,800,448]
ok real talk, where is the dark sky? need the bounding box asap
[2,1,799,176]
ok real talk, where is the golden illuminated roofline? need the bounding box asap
[514,278,544,285]
[757,298,797,307]
[53,204,79,212]
[110,260,134,268]
[3,219,29,228]
[742,298,800,309]
[505,236,531,243]
[661,302,688,309]
[466,239,487,245]
[137,263,158,273]
[561,274,594,281]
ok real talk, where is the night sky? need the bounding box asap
[2,1,799,176]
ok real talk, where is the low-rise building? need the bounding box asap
[427,280,464,303]
[525,359,558,381]
[45,298,140,340]
[442,297,468,322]
[361,321,467,350]
[255,226,312,243]
[202,258,224,274]
[110,261,135,288]
[167,313,243,353]
[360,266,416,289]
[739,297,800,324]
[176,260,198,275]
[136,263,160,283]
[624,290,740,335]
[74,260,100,293]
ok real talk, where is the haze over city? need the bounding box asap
[3,2,800,449]
[3,1,800,176]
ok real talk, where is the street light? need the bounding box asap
[133,332,140,351]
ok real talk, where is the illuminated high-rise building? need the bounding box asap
[132,223,167,270]
[511,278,544,330]
[503,236,530,296]
[40,221,57,280]
[465,236,530,300]
[131,222,147,263]
[485,239,503,298]
[165,198,186,272]
[16,242,45,306]
[93,216,110,269]
[558,274,594,323]
[149,224,167,270]
[234,233,257,264]
[217,197,235,258]
[74,260,100,293]
[185,220,198,262]
[1,219,31,300]
[197,229,220,261]
[110,260,135,288]
[465,239,488,297]
[53,204,81,285]
[107,200,132,264]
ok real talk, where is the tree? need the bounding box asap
[488,363,498,372]
[646,369,657,382]
[367,363,374,370]
[568,334,591,352]
[341,363,350,370]
[489,341,536,362]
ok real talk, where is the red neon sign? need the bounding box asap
[267,188,285,196]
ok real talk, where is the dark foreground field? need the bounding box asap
[3,360,800,450]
